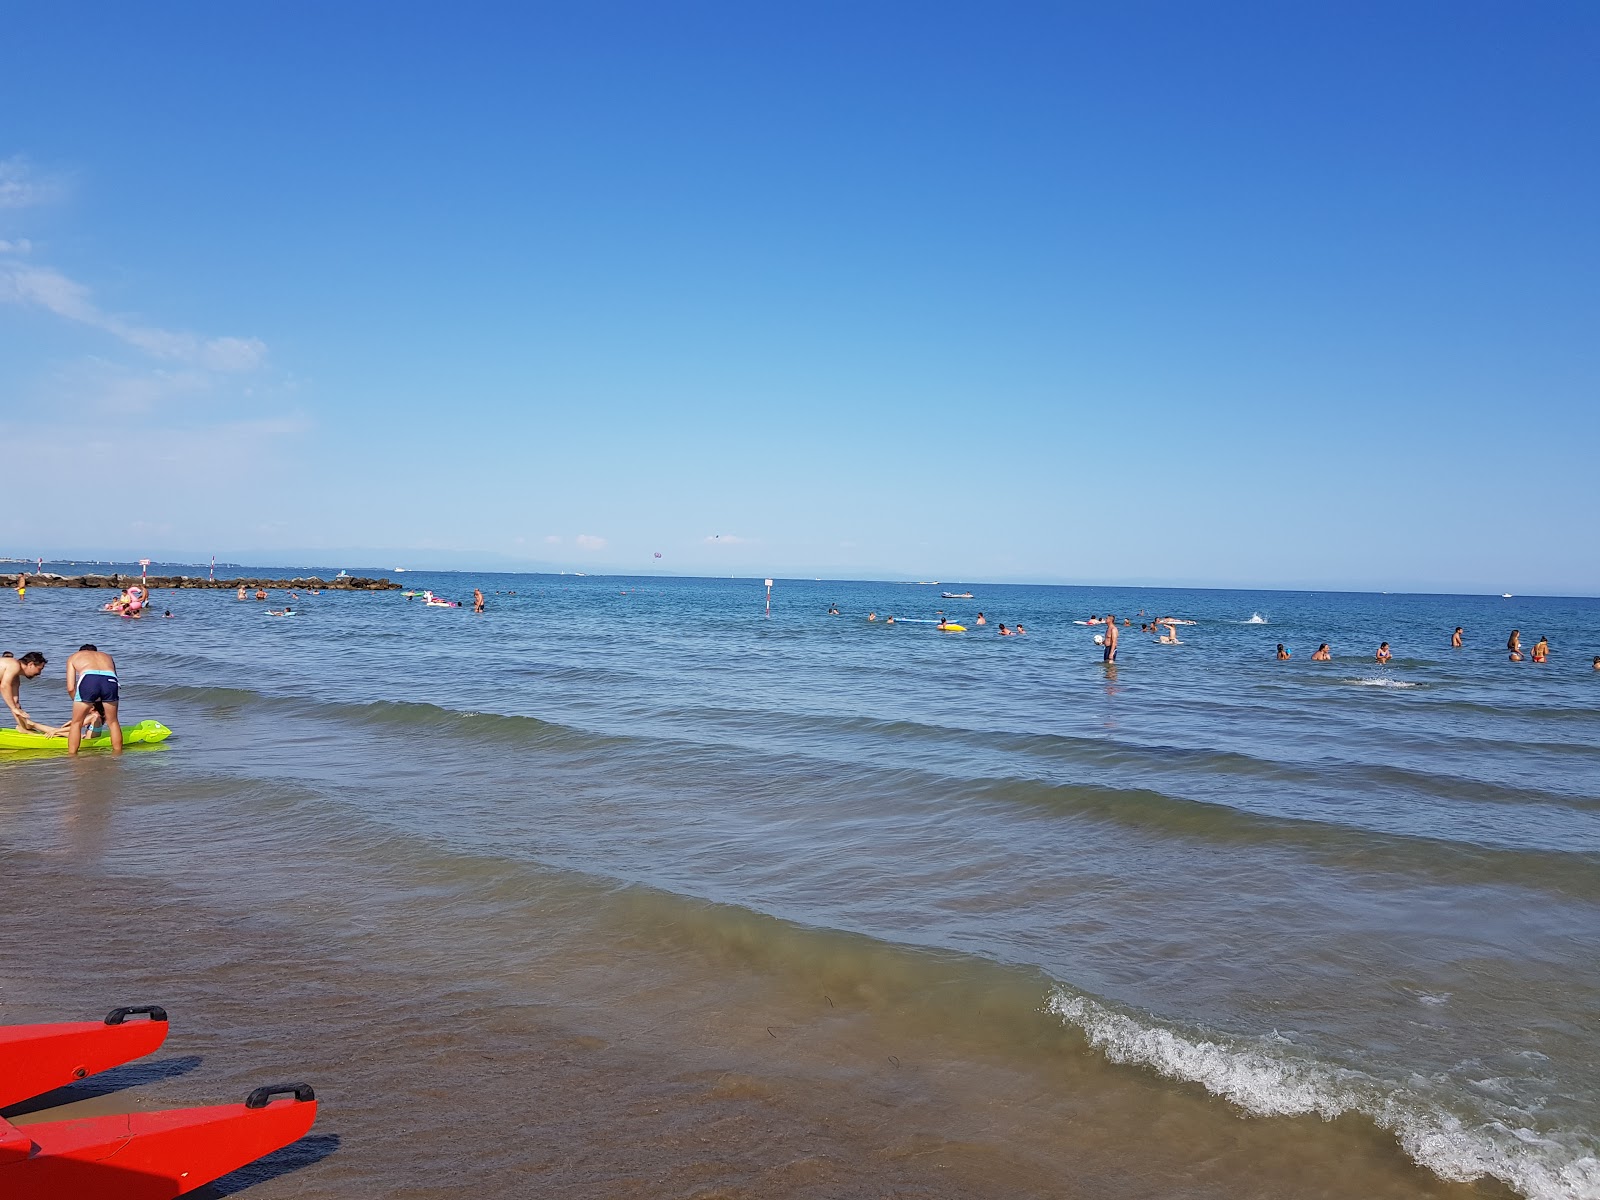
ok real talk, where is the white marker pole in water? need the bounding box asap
[140,557,151,588]
[765,578,773,618]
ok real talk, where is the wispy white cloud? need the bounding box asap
[544,534,563,544]
[0,263,266,371]
[0,238,32,254]
[575,534,607,550]
[0,157,67,209]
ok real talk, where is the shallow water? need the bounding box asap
[2,572,1597,1198]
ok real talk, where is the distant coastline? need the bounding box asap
[2,572,398,591]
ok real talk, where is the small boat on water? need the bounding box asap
[941,592,973,599]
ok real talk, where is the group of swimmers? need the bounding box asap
[1269,628,1589,665]
[832,606,1028,635]
[0,644,126,752]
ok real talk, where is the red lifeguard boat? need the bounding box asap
[0,1005,317,1199]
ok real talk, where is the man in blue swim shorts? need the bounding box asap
[65,643,122,755]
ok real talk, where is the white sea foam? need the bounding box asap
[1046,988,1600,1200]
[1245,613,1269,624]
[1348,677,1419,689]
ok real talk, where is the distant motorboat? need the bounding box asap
[1502,592,1513,598]
[394,567,406,573]
[335,569,349,578]
[941,592,973,599]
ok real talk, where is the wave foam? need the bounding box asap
[1245,613,1269,624]
[1046,989,1600,1200]
[1348,677,1419,689]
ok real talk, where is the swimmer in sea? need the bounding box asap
[997,623,1011,635]
[827,605,840,616]
[975,612,986,626]
[1,652,64,735]
[1013,624,1025,635]
[867,612,877,622]
[1158,621,1180,645]
[65,644,121,754]
[1532,635,1549,663]
[885,616,895,625]
[1102,615,1118,663]
[1376,642,1392,663]
[1508,629,1523,661]
[1312,644,1331,661]
[937,616,950,630]
[474,587,485,614]
[164,610,173,619]
[237,585,247,600]
[1276,644,1290,660]
[1452,627,1463,649]
[1593,655,1599,670]
[255,588,268,601]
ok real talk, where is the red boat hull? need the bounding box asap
[0,1093,317,1200]
[0,1008,170,1109]
[0,1007,318,1199]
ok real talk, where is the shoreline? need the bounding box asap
[1,573,399,591]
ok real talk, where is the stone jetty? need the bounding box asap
[1,573,399,591]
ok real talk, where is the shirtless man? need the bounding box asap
[473,587,485,614]
[1103,614,1119,663]
[974,612,986,626]
[65,644,122,754]
[1376,642,1392,663]
[1312,644,1331,661]
[1,652,63,735]
[1451,627,1463,649]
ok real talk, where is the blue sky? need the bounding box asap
[2,3,1596,592]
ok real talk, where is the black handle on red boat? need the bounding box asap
[104,1005,169,1025]
[245,1083,316,1108]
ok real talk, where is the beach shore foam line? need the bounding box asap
[1046,988,1599,1200]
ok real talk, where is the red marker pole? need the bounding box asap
[765,578,773,618]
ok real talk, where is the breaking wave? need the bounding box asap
[1047,989,1600,1200]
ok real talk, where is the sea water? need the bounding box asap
[2,572,1596,1199]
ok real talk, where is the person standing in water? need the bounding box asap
[1532,635,1550,663]
[1312,644,1331,661]
[1276,644,1291,660]
[1508,629,1523,661]
[1376,642,1392,663]
[65,644,122,755]
[1103,615,1119,663]
[473,587,485,614]
[1452,627,1463,648]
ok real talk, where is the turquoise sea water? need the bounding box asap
[3,568,1598,1198]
